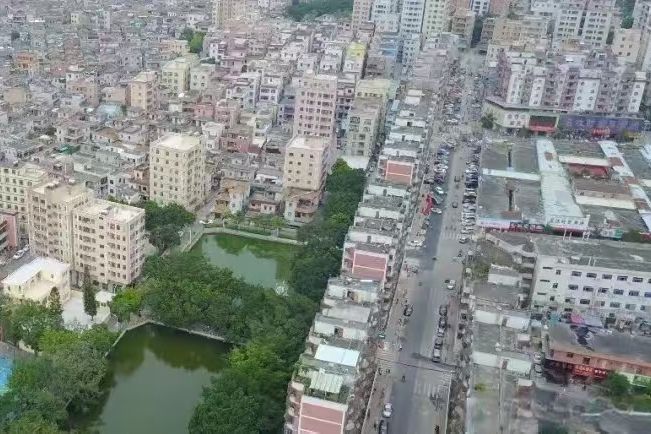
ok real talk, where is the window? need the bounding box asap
[629,290,640,297]
[571,271,582,277]
[602,274,612,280]
[579,299,590,305]
[583,286,594,292]
[586,273,597,278]
[566,352,574,358]
[633,277,644,283]
[645,292,651,298]
[617,275,628,281]
[543,266,553,270]
[598,288,608,294]
[610,302,621,308]
[568,284,578,290]
[614,289,624,295]
[582,357,591,364]
[552,283,558,289]
[556,270,561,275]
[626,304,636,310]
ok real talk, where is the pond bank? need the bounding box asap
[184,225,302,252]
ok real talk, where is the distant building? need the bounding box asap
[294,73,338,146]
[552,0,615,49]
[283,136,329,191]
[128,71,160,113]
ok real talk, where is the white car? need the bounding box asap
[382,403,393,418]
[12,251,24,260]
[435,187,445,195]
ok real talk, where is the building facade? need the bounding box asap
[293,73,338,145]
[149,133,207,211]
[283,136,329,191]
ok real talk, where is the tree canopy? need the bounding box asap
[285,0,353,21]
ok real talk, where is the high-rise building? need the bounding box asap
[283,136,330,191]
[293,72,338,145]
[400,0,428,65]
[73,199,146,287]
[0,162,49,232]
[423,0,453,41]
[149,133,207,211]
[212,0,244,28]
[128,71,159,113]
[552,0,615,50]
[352,0,374,31]
[371,0,401,33]
[28,181,93,266]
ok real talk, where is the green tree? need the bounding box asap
[82,268,97,319]
[179,27,194,42]
[603,372,630,398]
[9,301,62,352]
[189,32,205,54]
[621,16,634,29]
[481,113,495,129]
[6,412,61,434]
[110,287,144,323]
[47,288,63,321]
[149,224,181,252]
[284,0,353,21]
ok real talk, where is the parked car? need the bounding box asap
[451,201,458,208]
[446,280,456,290]
[378,419,388,434]
[12,251,24,260]
[382,403,393,418]
[459,236,469,244]
[403,305,414,317]
[438,317,447,328]
[432,349,442,362]
[439,305,448,316]
[437,327,446,337]
[435,186,445,195]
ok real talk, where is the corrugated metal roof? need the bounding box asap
[314,344,359,367]
[309,371,344,394]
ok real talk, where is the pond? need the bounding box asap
[190,233,297,290]
[75,324,230,434]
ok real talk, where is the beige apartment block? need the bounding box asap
[73,199,146,287]
[213,0,245,28]
[345,98,382,158]
[161,55,200,95]
[27,181,92,265]
[0,162,49,232]
[128,71,159,113]
[352,0,373,30]
[190,64,216,92]
[294,73,338,144]
[283,136,329,191]
[149,133,207,211]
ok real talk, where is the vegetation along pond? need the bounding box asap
[75,324,230,434]
[190,233,297,291]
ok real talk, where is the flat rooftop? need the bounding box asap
[2,257,69,286]
[531,235,651,273]
[477,175,544,222]
[481,140,539,174]
[287,135,328,151]
[153,133,201,151]
[78,199,144,222]
[548,323,651,367]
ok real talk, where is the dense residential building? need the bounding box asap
[73,199,146,288]
[344,97,382,158]
[0,162,49,232]
[149,133,207,211]
[551,0,615,49]
[283,136,329,191]
[293,73,338,145]
[28,181,93,267]
[423,0,453,40]
[352,0,373,31]
[371,0,401,33]
[161,55,200,95]
[400,0,427,65]
[128,71,160,113]
[212,0,244,28]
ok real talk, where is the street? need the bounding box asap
[363,50,483,434]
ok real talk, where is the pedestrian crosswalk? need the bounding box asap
[438,229,474,240]
[413,381,450,400]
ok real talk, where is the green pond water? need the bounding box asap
[76,324,230,434]
[190,233,297,290]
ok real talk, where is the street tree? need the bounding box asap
[9,301,63,353]
[47,287,63,321]
[110,287,144,323]
[82,268,97,319]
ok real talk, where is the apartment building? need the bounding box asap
[28,181,93,265]
[0,162,49,232]
[490,15,549,45]
[293,73,337,145]
[530,237,651,322]
[283,136,329,191]
[73,199,146,287]
[161,55,200,95]
[370,0,400,33]
[344,97,382,157]
[401,0,427,65]
[423,0,453,41]
[471,0,491,16]
[451,9,476,45]
[611,28,641,66]
[212,0,244,28]
[552,0,615,50]
[352,0,373,31]
[128,71,159,113]
[190,63,215,92]
[493,48,646,114]
[149,133,207,211]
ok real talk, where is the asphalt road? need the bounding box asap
[383,52,482,434]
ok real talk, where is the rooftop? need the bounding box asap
[152,133,202,151]
[77,199,144,222]
[287,135,329,151]
[2,257,69,286]
[547,323,651,368]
